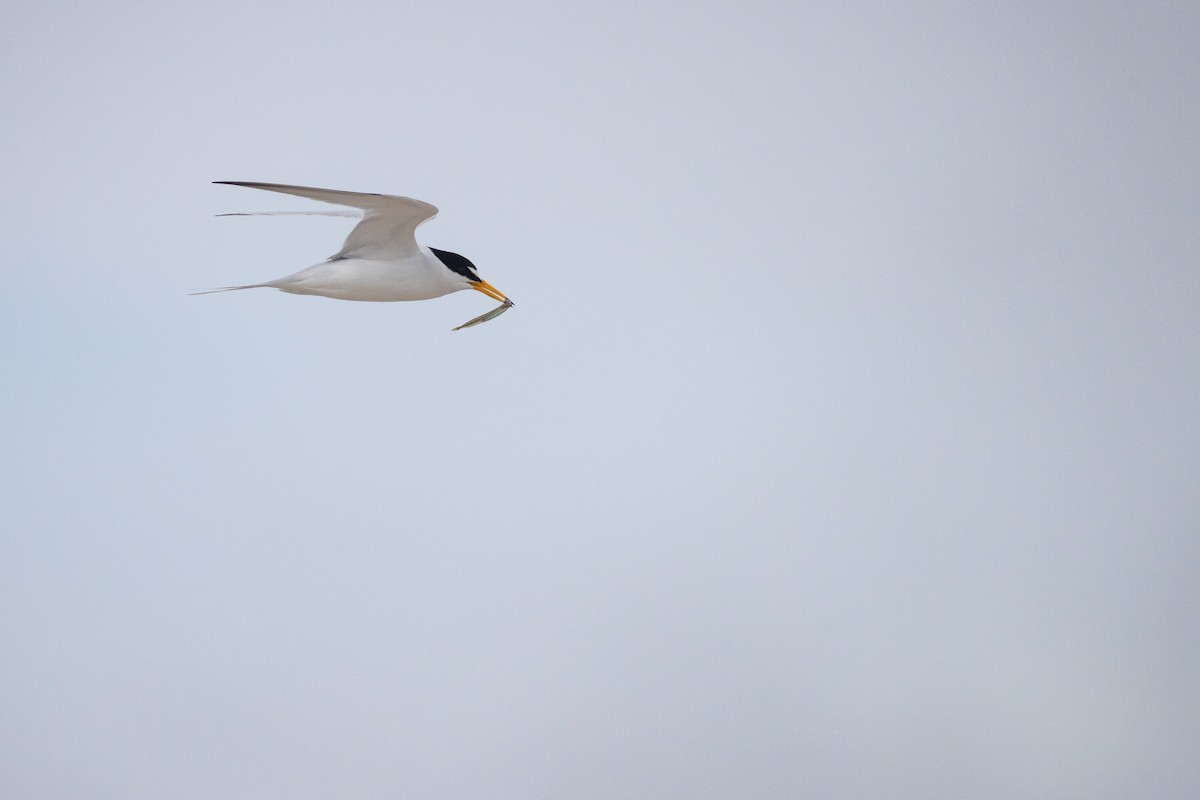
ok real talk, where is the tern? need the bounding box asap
[198,181,513,330]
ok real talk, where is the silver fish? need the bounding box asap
[453,298,514,331]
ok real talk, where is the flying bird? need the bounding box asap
[198,181,513,330]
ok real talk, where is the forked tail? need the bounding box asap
[188,284,266,296]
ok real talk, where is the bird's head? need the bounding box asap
[430,247,509,303]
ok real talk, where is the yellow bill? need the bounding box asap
[471,279,508,303]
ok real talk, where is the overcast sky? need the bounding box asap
[2,2,1198,798]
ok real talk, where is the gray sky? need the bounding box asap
[2,1,1198,798]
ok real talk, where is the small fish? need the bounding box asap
[453,298,514,331]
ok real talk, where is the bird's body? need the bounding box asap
[201,181,512,329]
[259,253,462,302]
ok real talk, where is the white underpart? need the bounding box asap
[264,246,468,302]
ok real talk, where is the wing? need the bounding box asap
[214,181,439,259]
